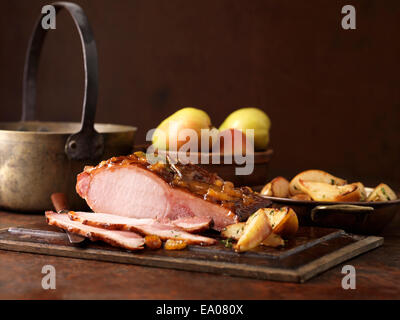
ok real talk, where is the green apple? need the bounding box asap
[152,107,212,150]
[219,108,271,150]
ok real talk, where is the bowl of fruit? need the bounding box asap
[137,107,273,187]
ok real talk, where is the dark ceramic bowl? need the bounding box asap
[260,195,400,235]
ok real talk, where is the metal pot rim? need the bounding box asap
[0,121,137,135]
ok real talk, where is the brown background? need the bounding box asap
[1,0,399,188]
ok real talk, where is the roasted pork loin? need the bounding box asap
[76,152,271,231]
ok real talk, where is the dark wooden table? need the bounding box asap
[0,211,399,300]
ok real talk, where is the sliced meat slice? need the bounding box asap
[45,212,145,250]
[68,211,216,246]
[170,216,212,233]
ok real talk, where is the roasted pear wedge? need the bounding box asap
[221,222,246,240]
[367,183,397,202]
[298,180,362,202]
[221,222,284,248]
[261,176,290,198]
[234,209,272,252]
[221,206,299,252]
[260,183,273,196]
[351,182,367,201]
[260,233,285,247]
[289,170,347,196]
[262,207,299,238]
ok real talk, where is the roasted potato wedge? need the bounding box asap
[289,170,347,195]
[298,180,362,202]
[221,222,245,240]
[260,233,285,247]
[234,209,272,252]
[263,207,299,238]
[366,183,397,202]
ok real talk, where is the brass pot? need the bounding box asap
[0,3,136,212]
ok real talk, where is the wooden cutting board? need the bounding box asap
[0,223,383,283]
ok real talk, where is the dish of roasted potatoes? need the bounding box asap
[260,169,398,203]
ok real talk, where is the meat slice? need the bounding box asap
[45,212,145,250]
[170,216,212,233]
[68,211,216,245]
[76,153,271,231]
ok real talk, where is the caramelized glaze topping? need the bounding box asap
[84,152,271,221]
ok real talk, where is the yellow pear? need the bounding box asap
[219,108,271,150]
[152,107,212,151]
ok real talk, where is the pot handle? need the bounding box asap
[311,204,374,223]
[22,1,104,160]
